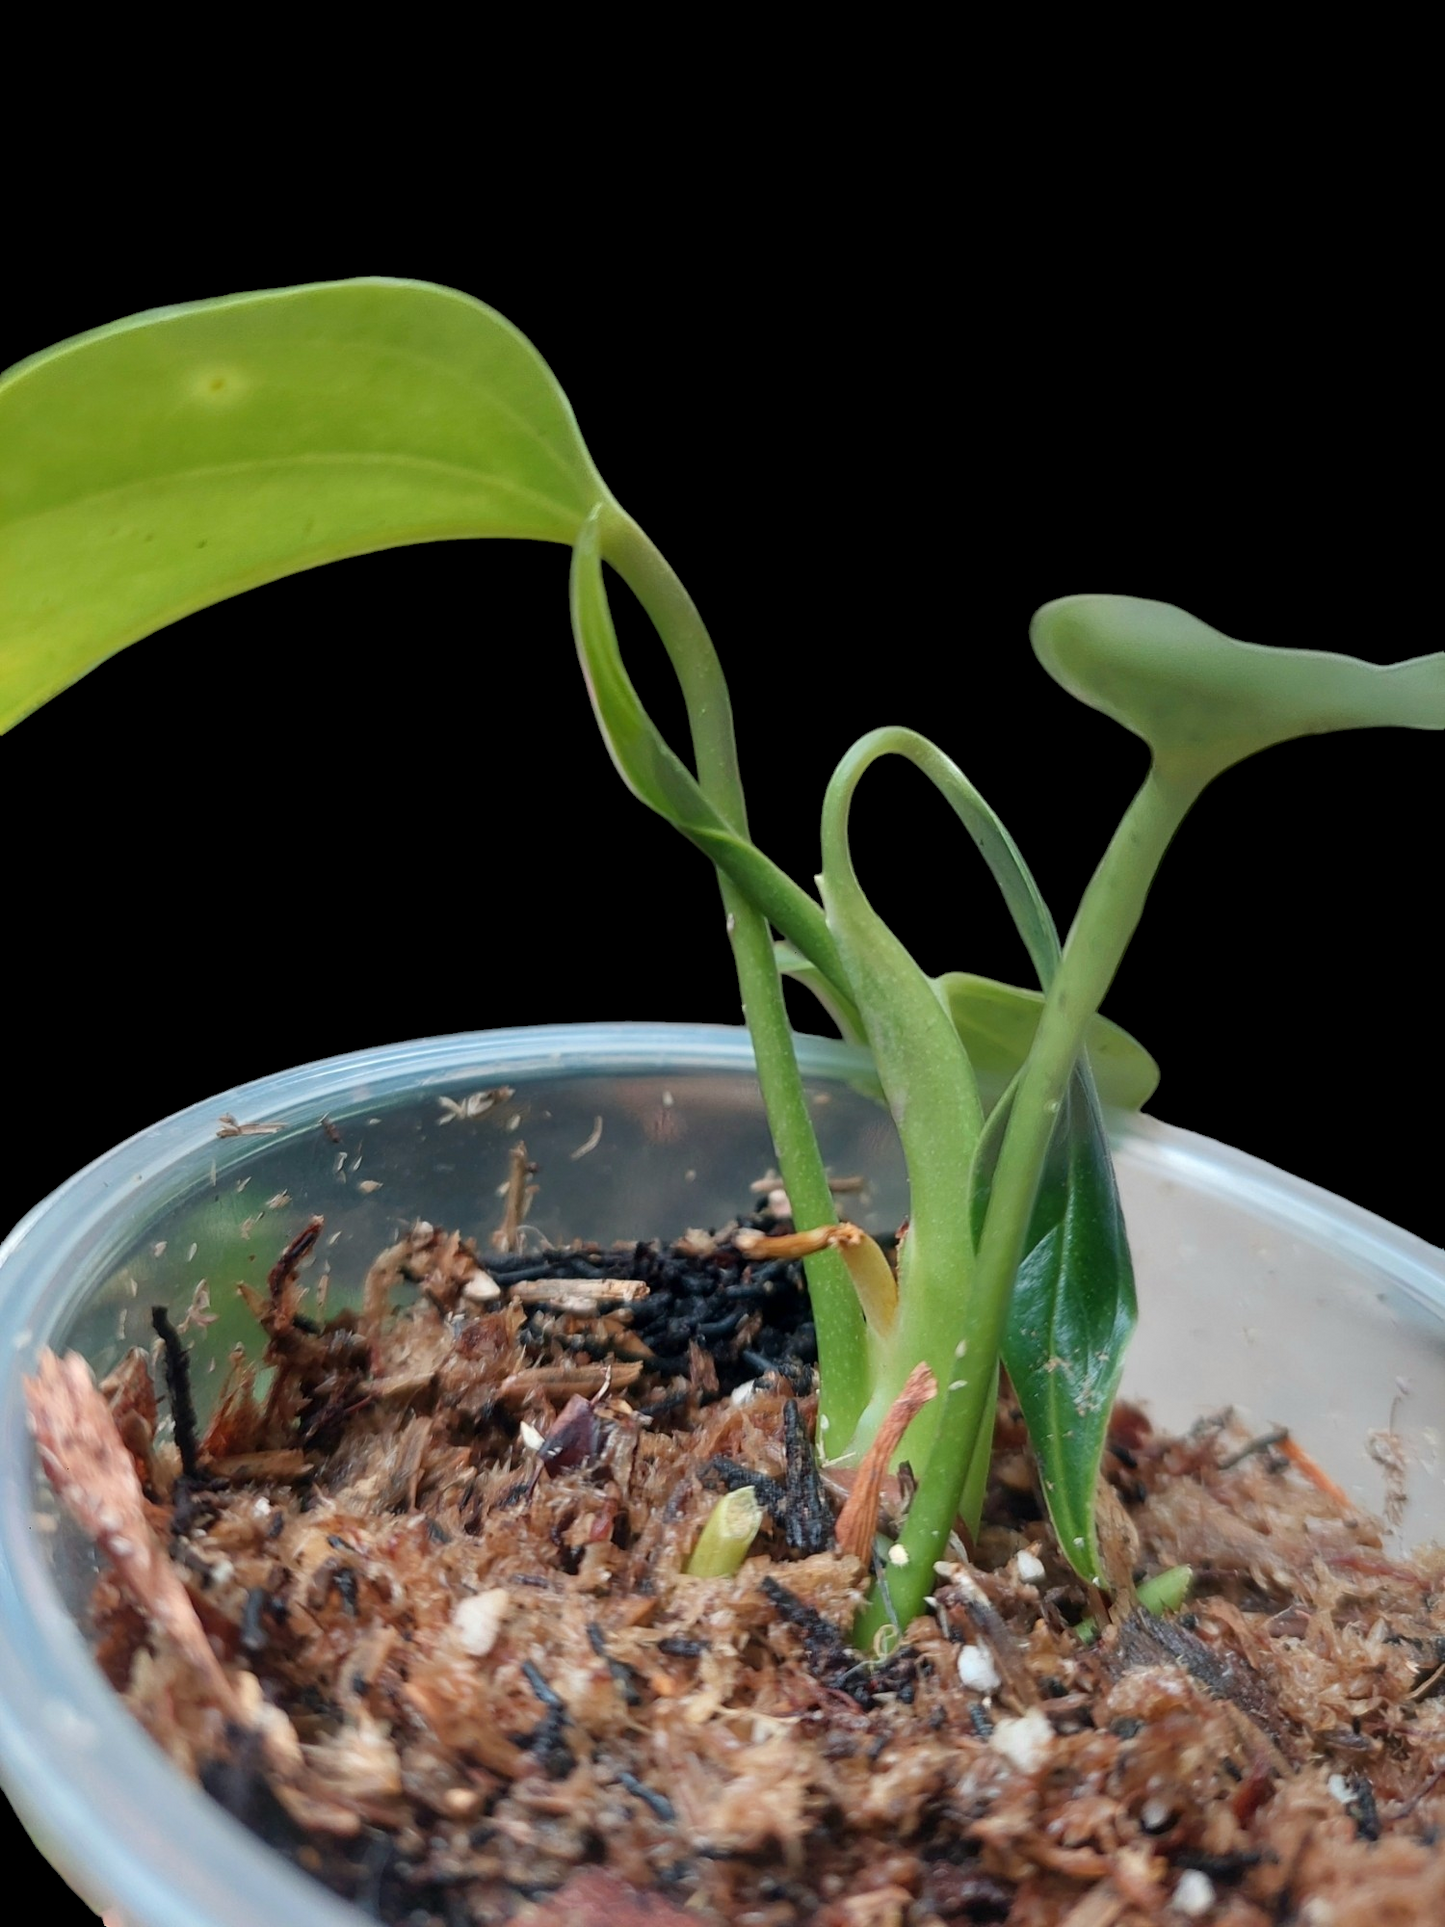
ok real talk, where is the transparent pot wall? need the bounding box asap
[1,1025,1442,1927]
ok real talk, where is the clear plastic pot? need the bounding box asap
[1,1023,1441,1926]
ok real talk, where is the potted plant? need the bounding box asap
[2,282,1442,1925]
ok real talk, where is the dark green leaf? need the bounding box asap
[972,1064,1136,1585]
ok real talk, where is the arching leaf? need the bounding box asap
[1,278,607,732]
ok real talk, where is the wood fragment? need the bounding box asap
[508,1277,649,1311]
[496,1361,643,1408]
[215,1112,287,1138]
[734,1222,837,1260]
[207,1449,309,1483]
[492,1141,538,1254]
[1091,1473,1141,1607]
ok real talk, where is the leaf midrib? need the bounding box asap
[0,450,593,541]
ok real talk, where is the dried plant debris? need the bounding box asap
[26,1221,1445,1926]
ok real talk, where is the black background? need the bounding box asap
[1,152,1438,1920]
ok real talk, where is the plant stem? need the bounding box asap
[858,764,1202,1641]
[598,504,869,1441]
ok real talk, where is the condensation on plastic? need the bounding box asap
[0,1024,1440,1926]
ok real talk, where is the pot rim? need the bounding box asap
[1,1021,1440,1927]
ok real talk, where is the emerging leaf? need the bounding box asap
[0,279,606,732]
[971,1064,1136,1586]
[685,1486,763,1578]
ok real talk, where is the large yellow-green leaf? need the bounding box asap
[0,278,607,732]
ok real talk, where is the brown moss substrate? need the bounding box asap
[52,1220,1445,1926]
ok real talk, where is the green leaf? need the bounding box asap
[1031,594,1445,785]
[971,1063,1136,1585]
[935,972,1159,1112]
[0,278,607,733]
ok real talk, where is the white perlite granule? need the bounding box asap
[987,1706,1053,1773]
[955,1644,1002,1694]
[450,1587,510,1657]
[1171,1869,1215,1917]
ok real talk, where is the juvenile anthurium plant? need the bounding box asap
[4,280,1442,1649]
